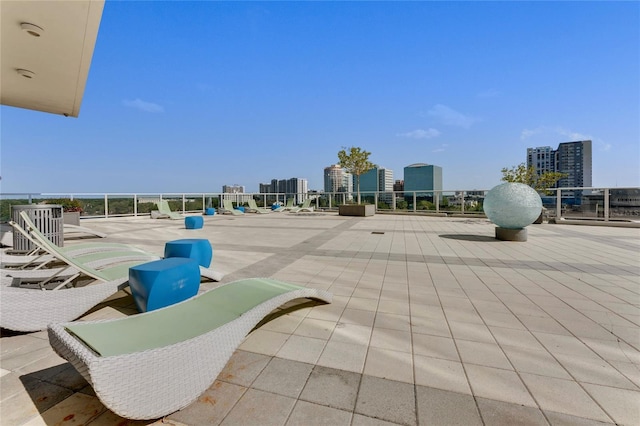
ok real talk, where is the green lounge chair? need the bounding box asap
[280,198,295,211]
[289,198,314,213]
[48,278,332,420]
[154,200,184,220]
[246,199,271,214]
[222,199,244,215]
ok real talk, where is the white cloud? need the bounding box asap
[397,128,441,139]
[520,125,611,151]
[123,98,164,113]
[520,126,592,142]
[426,104,479,128]
[432,143,449,153]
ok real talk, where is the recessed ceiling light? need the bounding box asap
[20,22,43,37]
[17,69,36,79]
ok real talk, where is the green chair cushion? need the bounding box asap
[65,278,304,357]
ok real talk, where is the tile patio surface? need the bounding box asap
[1,212,639,425]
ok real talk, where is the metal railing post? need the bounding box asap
[104,194,109,218]
[134,194,138,217]
[556,189,561,219]
[604,188,610,221]
[413,192,417,212]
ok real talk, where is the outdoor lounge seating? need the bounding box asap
[289,198,314,213]
[246,199,271,214]
[0,212,224,332]
[154,200,184,220]
[280,198,295,211]
[48,278,332,420]
[2,232,147,270]
[222,199,244,215]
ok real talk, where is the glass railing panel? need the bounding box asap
[609,188,640,221]
[137,194,162,216]
[103,194,134,216]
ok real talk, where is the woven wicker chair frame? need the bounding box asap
[48,283,332,420]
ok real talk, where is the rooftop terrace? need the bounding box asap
[1,212,639,425]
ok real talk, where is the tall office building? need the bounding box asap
[222,184,251,202]
[527,140,592,202]
[286,177,308,204]
[222,184,244,193]
[403,163,443,193]
[261,177,308,204]
[324,164,353,193]
[527,146,556,175]
[358,167,394,203]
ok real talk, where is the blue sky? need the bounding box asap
[2,0,639,194]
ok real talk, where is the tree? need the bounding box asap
[337,146,374,204]
[501,163,566,194]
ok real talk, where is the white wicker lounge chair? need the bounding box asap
[14,212,223,282]
[3,221,146,269]
[0,212,224,332]
[48,278,332,420]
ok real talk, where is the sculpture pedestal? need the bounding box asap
[495,227,527,242]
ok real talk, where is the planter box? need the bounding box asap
[339,204,375,217]
[63,211,80,226]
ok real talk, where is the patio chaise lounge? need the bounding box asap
[279,198,295,211]
[153,200,184,220]
[48,277,332,420]
[289,198,314,213]
[0,212,224,332]
[221,199,244,215]
[246,199,271,214]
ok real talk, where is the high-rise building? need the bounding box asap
[527,146,556,175]
[556,140,592,189]
[261,177,308,204]
[527,140,592,203]
[286,177,308,204]
[324,164,352,193]
[222,184,251,202]
[259,183,271,193]
[357,167,394,203]
[403,163,443,193]
[222,184,244,193]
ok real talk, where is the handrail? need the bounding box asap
[1,187,639,224]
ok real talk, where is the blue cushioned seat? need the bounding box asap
[185,216,204,229]
[164,238,213,268]
[129,257,200,312]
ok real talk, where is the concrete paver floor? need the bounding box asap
[1,212,639,425]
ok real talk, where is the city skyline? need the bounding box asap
[1,1,638,194]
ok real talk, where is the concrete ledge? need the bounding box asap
[339,204,375,217]
[549,218,640,228]
[495,227,527,241]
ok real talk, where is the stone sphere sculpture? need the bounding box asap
[483,183,542,230]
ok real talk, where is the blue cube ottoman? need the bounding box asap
[235,206,245,213]
[129,257,200,313]
[164,238,213,268]
[205,208,216,215]
[185,216,204,229]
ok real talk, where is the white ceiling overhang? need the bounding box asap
[0,0,105,117]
